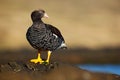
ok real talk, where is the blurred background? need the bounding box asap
[0,0,120,75]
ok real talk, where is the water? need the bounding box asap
[79,64,120,75]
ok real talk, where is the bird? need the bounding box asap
[26,9,67,64]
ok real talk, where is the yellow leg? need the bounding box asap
[30,53,44,64]
[45,51,52,64]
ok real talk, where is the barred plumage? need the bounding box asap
[26,9,67,51]
[26,9,67,64]
[26,24,63,51]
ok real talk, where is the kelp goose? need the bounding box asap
[26,9,67,64]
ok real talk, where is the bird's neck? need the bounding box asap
[33,19,45,28]
[33,19,43,23]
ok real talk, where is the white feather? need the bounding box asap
[53,33,58,38]
[60,42,66,47]
[58,41,67,49]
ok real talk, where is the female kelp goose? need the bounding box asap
[26,9,67,64]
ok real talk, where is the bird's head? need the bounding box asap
[31,9,49,22]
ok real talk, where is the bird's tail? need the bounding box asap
[59,42,67,49]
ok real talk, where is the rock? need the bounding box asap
[0,61,120,80]
[0,64,12,72]
[0,61,58,72]
[8,62,22,72]
[24,62,58,72]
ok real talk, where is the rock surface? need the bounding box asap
[0,61,120,80]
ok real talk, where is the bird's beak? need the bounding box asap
[43,13,49,18]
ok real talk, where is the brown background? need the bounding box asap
[0,0,120,50]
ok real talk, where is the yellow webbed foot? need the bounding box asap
[30,51,52,65]
[30,58,44,64]
[30,53,44,64]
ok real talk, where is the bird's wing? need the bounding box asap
[45,24,65,42]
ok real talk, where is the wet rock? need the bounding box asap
[0,61,120,80]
